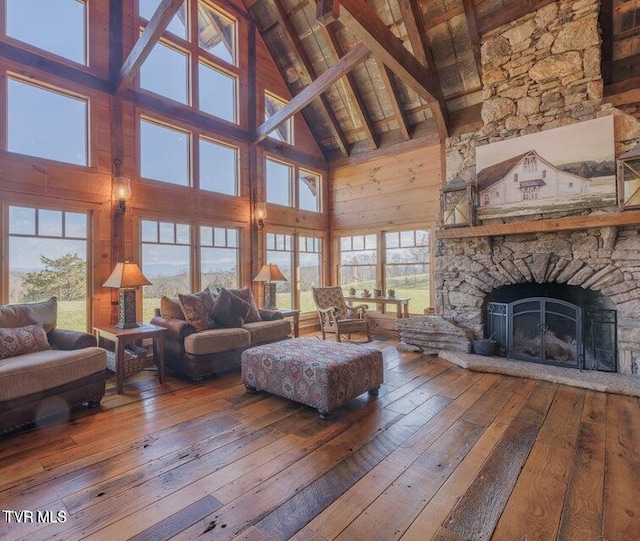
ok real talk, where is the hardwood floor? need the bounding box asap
[1,335,639,541]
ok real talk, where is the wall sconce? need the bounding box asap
[114,176,132,216]
[255,202,267,230]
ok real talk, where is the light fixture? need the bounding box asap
[253,263,287,309]
[103,261,152,328]
[255,202,267,230]
[114,176,132,216]
[440,175,475,228]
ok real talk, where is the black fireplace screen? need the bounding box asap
[486,298,617,372]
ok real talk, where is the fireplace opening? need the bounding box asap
[483,283,617,372]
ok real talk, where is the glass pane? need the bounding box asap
[9,207,35,235]
[266,233,276,250]
[266,250,292,308]
[8,78,87,166]
[38,210,63,237]
[140,119,189,186]
[140,41,188,104]
[199,138,237,194]
[176,224,190,244]
[198,1,236,64]
[159,222,175,243]
[352,236,364,251]
[141,220,158,242]
[266,159,292,206]
[340,237,351,251]
[65,212,87,238]
[200,225,213,247]
[142,244,191,321]
[265,94,292,144]
[299,244,321,313]
[400,230,414,247]
[365,235,377,250]
[214,227,226,246]
[201,247,238,290]
[227,228,238,248]
[139,0,187,39]
[7,0,86,64]
[199,62,237,122]
[386,232,399,248]
[299,170,320,212]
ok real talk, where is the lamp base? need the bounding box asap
[116,288,139,329]
[263,282,277,309]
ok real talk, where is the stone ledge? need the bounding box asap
[439,350,640,397]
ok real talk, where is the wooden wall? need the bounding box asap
[330,143,443,232]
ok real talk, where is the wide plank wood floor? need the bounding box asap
[1,334,639,541]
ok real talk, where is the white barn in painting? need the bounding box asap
[477,150,590,207]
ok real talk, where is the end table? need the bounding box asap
[278,308,300,337]
[94,323,166,394]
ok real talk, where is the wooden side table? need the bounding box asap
[94,323,166,394]
[278,308,300,337]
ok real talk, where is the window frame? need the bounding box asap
[265,155,323,212]
[264,91,293,145]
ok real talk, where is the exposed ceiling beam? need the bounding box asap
[461,0,482,82]
[254,42,370,143]
[320,19,378,150]
[116,0,183,93]
[379,64,410,141]
[320,0,448,140]
[272,0,349,157]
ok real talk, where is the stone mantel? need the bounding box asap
[435,209,640,240]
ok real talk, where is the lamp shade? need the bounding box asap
[103,261,152,289]
[253,264,287,282]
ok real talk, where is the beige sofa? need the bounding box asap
[0,298,107,436]
[150,288,291,382]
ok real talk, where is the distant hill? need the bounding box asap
[557,160,616,179]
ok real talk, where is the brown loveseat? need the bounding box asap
[0,298,107,436]
[150,287,291,382]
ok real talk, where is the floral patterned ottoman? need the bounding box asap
[241,338,384,418]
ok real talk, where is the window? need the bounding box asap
[140,40,189,104]
[266,233,294,308]
[139,0,187,39]
[199,61,236,121]
[265,92,293,144]
[298,169,321,212]
[5,0,87,65]
[199,138,238,195]
[141,220,192,322]
[9,205,89,331]
[140,118,190,186]
[7,77,88,166]
[200,225,240,290]
[266,158,293,206]
[385,230,430,310]
[298,236,322,312]
[198,2,237,65]
[339,235,377,292]
[524,155,536,172]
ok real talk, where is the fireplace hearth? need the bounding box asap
[484,283,617,372]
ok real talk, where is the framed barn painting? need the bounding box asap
[475,116,616,219]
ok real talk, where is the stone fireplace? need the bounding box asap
[438,0,640,375]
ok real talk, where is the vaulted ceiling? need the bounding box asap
[240,0,640,162]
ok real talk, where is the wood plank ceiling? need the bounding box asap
[239,0,640,163]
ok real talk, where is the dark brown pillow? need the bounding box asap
[228,288,262,323]
[160,296,185,320]
[0,322,50,359]
[211,288,251,328]
[178,288,217,331]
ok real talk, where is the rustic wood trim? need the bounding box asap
[315,0,340,26]
[477,0,556,35]
[610,53,640,84]
[109,0,124,84]
[330,0,448,140]
[425,6,464,31]
[604,76,640,98]
[254,43,370,143]
[604,83,640,108]
[435,211,640,240]
[600,0,614,85]
[461,0,482,81]
[379,64,411,141]
[270,0,349,157]
[116,0,184,93]
[258,139,329,171]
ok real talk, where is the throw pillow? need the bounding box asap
[211,288,251,328]
[0,322,50,359]
[161,296,185,320]
[178,288,217,331]
[228,288,262,323]
[0,297,58,333]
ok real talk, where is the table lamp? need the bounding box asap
[253,264,287,309]
[103,261,152,328]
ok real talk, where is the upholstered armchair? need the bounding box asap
[312,286,371,342]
